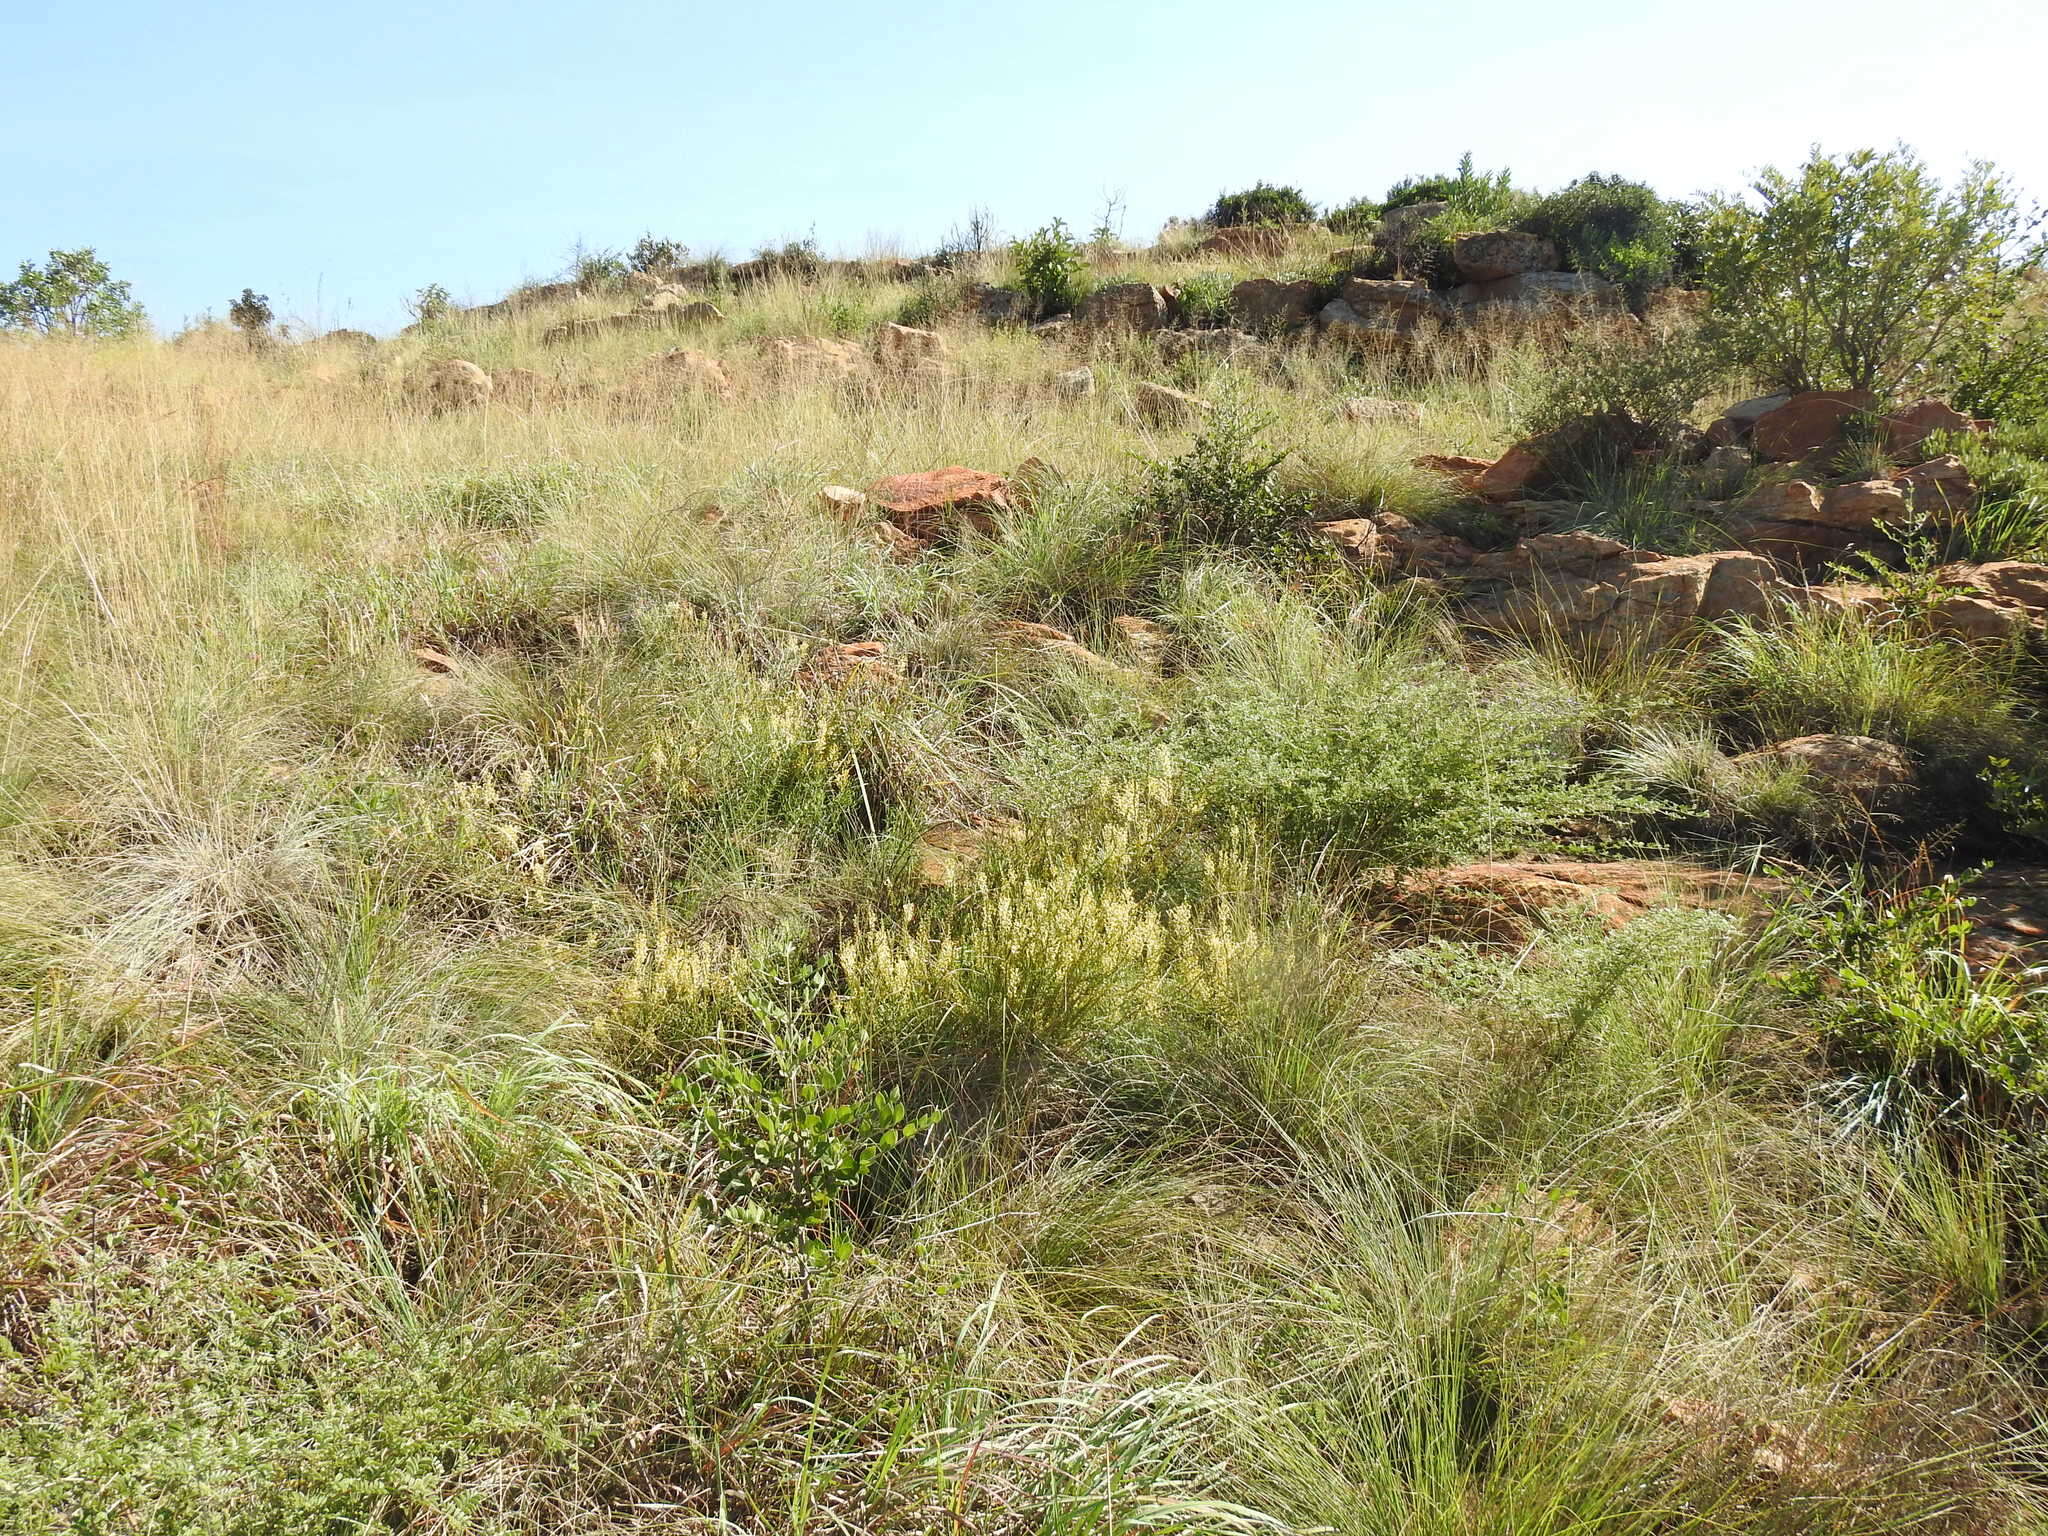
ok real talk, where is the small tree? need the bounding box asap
[627,233,689,274]
[0,249,146,337]
[1206,182,1316,228]
[228,288,273,339]
[1701,146,2038,396]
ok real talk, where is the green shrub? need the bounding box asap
[1135,394,1312,554]
[627,232,688,273]
[1769,875,2048,1131]
[1700,146,2034,395]
[1518,175,1682,305]
[1012,218,1089,315]
[1944,289,2048,425]
[1519,321,1730,439]
[666,959,940,1264]
[428,463,588,531]
[1207,182,1316,228]
[1326,197,1379,236]
[408,282,452,326]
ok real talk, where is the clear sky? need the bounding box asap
[4,0,2044,336]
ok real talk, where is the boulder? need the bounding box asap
[1451,231,1560,283]
[1883,398,1971,458]
[1894,454,1975,514]
[1229,277,1322,333]
[867,467,1010,543]
[542,316,604,346]
[1476,443,1547,500]
[650,347,734,400]
[1156,328,1269,367]
[1134,382,1205,427]
[414,358,492,413]
[1963,561,2048,610]
[1075,282,1172,333]
[1454,272,1624,315]
[1340,396,1425,427]
[1315,513,1477,575]
[1391,859,1782,945]
[1338,277,1452,331]
[489,366,550,406]
[759,336,865,380]
[798,641,903,690]
[1110,615,1173,669]
[1815,479,1910,531]
[1054,366,1095,400]
[1375,201,1449,266]
[818,485,869,520]
[1412,454,1495,493]
[972,285,1038,326]
[1736,735,1913,806]
[1030,318,1071,341]
[874,322,949,373]
[1195,225,1291,259]
[1705,394,1791,447]
[319,328,377,349]
[1748,390,1878,462]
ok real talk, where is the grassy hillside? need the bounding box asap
[3,201,2048,1533]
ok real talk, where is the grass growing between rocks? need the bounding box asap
[2,290,2048,1534]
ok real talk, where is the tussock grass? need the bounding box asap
[0,275,2044,1534]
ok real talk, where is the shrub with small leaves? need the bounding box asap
[1012,218,1089,315]
[1136,393,1311,555]
[407,283,452,326]
[1206,182,1316,228]
[228,287,273,337]
[628,233,689,273]
[1173,269,1238,329]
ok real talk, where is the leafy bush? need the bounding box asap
[1326,197,1379,236]
[1944,285,2048,425]
[1518,175,1681,304]
[668,965,940,1263]
[569,244,627,287]
[0,248,145,337]
[627,232,689,273]
[1207,182,1316,228]
[1769,875,2048,1131]
[1011,218,1089,315]
[407,282,452,326]
[1520,320,1731,438]
[1385,154,1527,224]
[1700,146,2035,395]
[1136,394,1311,553]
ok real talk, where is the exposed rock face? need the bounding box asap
[319,328,376,349]
[415,358,492,413]
[1412,454,1495,493]
[1737,734,1913,806]
[1075,282,1172,333]
[1894,454,1975,514]
[990,620,1144,681]
[489,366,550,406]
[873,322,949,373]
[1749,390,1877,461]
[1884,398,1972,457]
[542,316,604,345]
[1054,366,1095,400]
[760,336,865,380]
[1454,272,1624,315]
[1110,615,1172,669]
[1375,200,1449,266]
[1391,859,1782,945]
[649,347,734,400]
[1195,225,1291,259]
[1133,381,1205,426]
[1339,277,1452,331]
[1461,535,1784,644]
[867,467,1010,543]
[1229,277,1322,333]
[1451,231,1559,283]
[1809,560,2048,642]
[1725,480,1895,568]
[1475,443,1547,501]
[972,285,1038,325]
[1705,393,1791,446]
[818,485,869,519]
[1340,396,1425,426]
[1156,328,1269,367]
[798,641,902,690]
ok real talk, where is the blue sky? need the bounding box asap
[4,0,2044,336]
